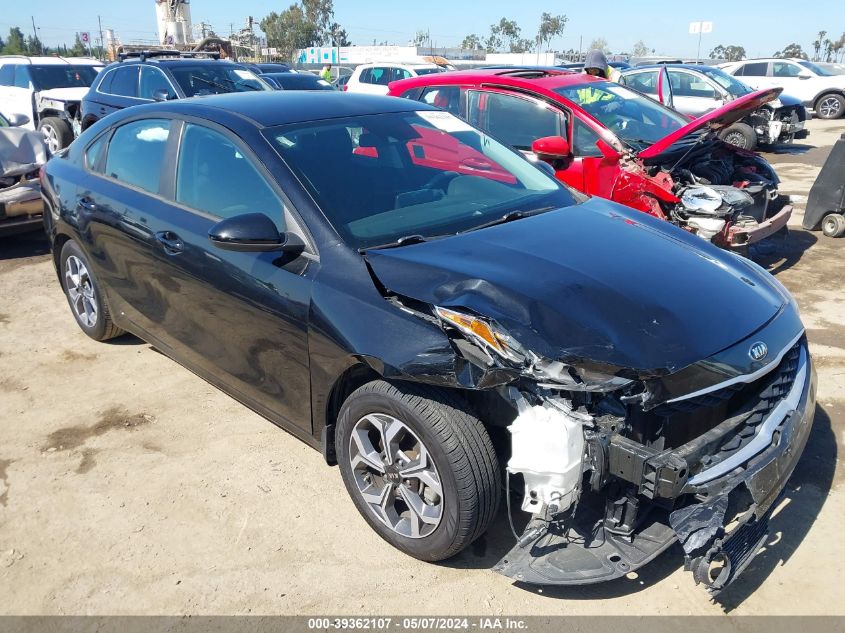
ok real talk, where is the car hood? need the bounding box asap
[639,87,782,159]
[36,87,90,103]
[364,199,786,375]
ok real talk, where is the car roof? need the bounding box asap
[626,63,717,72]
[157,91,436,126]
[0,55,102,66]
[390,67,596,92]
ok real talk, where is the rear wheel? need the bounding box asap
[815,93,845,120]
[821,213,845,238]
[719,122,757,151]
[38,117,74,153]
[59,240,124,341]
[336,380,500,561]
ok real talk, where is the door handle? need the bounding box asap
[77,196,97,211]
[155,231,184,254]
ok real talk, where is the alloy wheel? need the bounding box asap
[818,96,842,119]
[64,255,98,328]
[41,124,60,154]
[348,413,443,539]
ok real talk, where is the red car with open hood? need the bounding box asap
[389,68,791,251]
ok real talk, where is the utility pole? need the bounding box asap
[98,15,105,60]
[31,16,41,54]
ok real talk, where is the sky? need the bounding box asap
[2,0,844,59]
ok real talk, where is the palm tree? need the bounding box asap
[813,30,827,61]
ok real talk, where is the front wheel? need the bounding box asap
[821,212,845,238]
[38,117,74,153]
[719,122,757,151]
[336,380,501,561]
[60,240,124,341]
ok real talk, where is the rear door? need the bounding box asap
[92,65,142,117]
[731,61,771,91]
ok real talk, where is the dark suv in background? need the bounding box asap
[80,50,272,130]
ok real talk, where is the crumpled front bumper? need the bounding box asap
[495,345,816,594]
[727,204,792,247]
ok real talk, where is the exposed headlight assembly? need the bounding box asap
[434,306,633,392]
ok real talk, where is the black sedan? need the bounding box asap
[41,92,815,593]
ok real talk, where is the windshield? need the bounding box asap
[799,61,833,76]
[267,111,575,249]
[555,81,687,149]
[698,66,752,97]
[168,64,271,97]
[414,67,446,76]
[30,65,99,90]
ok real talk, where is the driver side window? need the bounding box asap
[176,124,284,226]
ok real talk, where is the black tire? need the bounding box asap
[814,93,845,120]
[38,117,74,153]
[336,379,500,561]
[719,122,757,151]
[821,213,845,238]
[59,240,124,341]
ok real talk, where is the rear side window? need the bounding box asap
[0,65,14,86]
[104,119,170,193]
[176,123,282,223]
[736,62,767,77]
[468,90,565,151]
[108,66,139,97]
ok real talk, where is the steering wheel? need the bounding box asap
[422,171,459,192]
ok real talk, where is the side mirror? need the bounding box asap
[208,213,304,255]
[152,89,173,102]
[7,113,30,127]
[531,136,571,161]
[798,72,812,80]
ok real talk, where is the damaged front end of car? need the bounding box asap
[431,303,816,595]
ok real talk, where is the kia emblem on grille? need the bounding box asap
[749,342,768,362]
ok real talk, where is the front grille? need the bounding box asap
[648,341,803,453]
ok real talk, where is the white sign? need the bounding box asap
[261,47,270,56]
[268,47,278,55]
[689,21,713,34]
[80,31,90,43]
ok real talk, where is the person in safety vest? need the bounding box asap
[320,63,333,82]
[577,49,623,112]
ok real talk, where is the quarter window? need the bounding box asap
[572,120,603,158]
[176,124,283,224]
[468,90,565,151]
[85,133,109,172]
[104,119,170,193]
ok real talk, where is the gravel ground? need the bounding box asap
[1,118,843,615]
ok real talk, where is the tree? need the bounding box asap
[412,30,428,46]
[537,12,567,52]
[485,18,525,53]
[260,5,319,61]
[328,22,350,47]
[631,40,649,58]
[3,27,26,55]
[774,43,808,59]
[461,34,482,51]
[709,44,745,61]
[834,33,845,62]
[823,38,834,62]
[589,37,609,53]
[812,30,826,61]
[302,0,333,45]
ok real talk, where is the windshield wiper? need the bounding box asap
[461,207,554,234]
[190,74,234,92]
[358,234,427,253]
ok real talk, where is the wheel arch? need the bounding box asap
[812,89,845,108]
[321,361,382,466]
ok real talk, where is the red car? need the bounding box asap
[389,69,792,251]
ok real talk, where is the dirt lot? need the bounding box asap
[1,119,844,615]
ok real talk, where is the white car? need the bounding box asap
[0,56,104,152]
[344,62,445,95]
[720,58,845,119]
